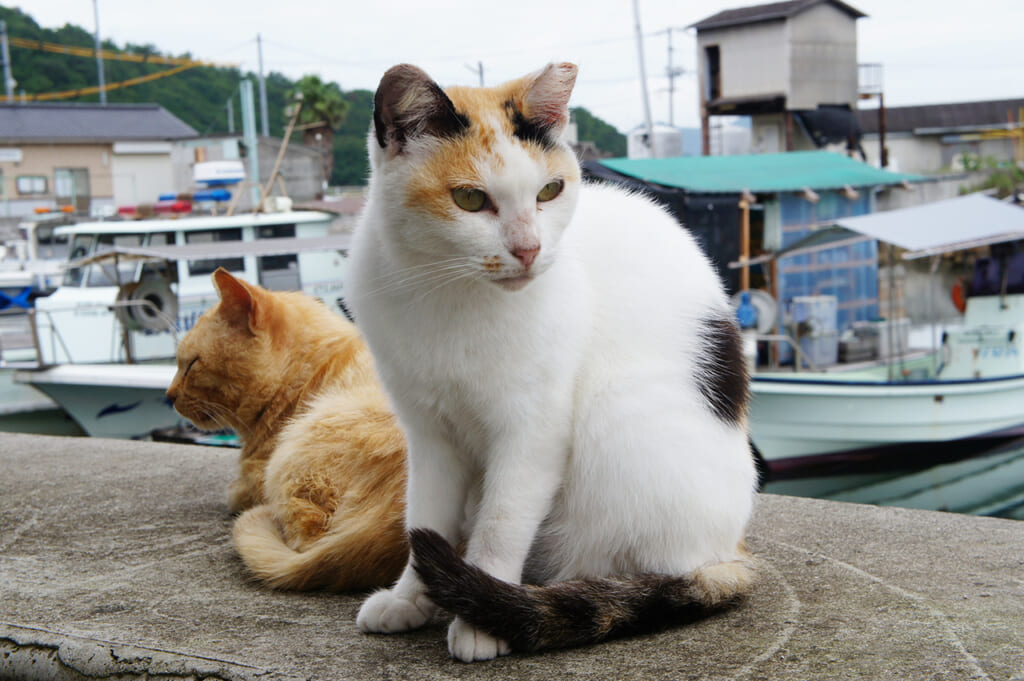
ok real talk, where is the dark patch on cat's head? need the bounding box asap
[504,99,559,151]
[373,64,470,153]
[694,315,749,425]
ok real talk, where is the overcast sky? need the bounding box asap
[21,0,1024,133]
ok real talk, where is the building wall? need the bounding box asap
[0,143,114,218]
[696,22,788,103]
[110,142,175,207]
[786,3,859,109]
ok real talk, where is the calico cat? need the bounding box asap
[347,62,757,662]
[166,268,408,590]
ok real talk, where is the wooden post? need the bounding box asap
[739,189,754,291]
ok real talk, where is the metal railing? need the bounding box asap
[24,300,179,367]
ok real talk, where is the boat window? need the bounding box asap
[85,233,144,287]
[256,224,299,291]
[185,228,244,276]
[62,234,95,286]
[34,224,71,261]
[140,232,178,283]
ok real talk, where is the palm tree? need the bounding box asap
[288,75,350,186]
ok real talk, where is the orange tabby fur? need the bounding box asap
[166,268,408,590]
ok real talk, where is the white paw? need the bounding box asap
[356,588,435,633]
[447,616,511,662]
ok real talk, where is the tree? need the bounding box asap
[288,75,350,185]
[571,106,627,157]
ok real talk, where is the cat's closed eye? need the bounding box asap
[183,356,199,377]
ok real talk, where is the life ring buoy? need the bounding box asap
[116,278,178,332]
[951,277,967,314]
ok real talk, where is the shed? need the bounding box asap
[690,0,867,155]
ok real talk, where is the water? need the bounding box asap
[763,437,1024,521]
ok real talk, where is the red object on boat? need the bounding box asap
[153,200,192,214]
[117,205,137,215]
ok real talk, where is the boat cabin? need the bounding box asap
[32,210,349,365]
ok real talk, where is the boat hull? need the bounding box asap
[750,373,1024,468]
[15,364,178,439]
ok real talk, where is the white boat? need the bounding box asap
[13,209,351,438]
[743,193,1024,479]
[0,211,71,310]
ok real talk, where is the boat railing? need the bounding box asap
[755,333,823,373]
[26,300,179,367]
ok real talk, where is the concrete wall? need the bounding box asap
[696,22,788,103]
[861,131,1018,174]
[786,3,859,109]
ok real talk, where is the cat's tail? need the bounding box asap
[232,505,406,591]
[409,528,753,653]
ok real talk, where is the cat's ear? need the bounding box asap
[373,64,469,154]
[521,62,578,139]
[211,268,266,334]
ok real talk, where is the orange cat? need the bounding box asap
[166,268,408,590]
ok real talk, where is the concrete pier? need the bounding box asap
[1,432,1022,680]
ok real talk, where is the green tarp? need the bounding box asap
[598,150,923,194]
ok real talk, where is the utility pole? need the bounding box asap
[257,34,269,137]
[240,80,261,209]
[632,0,655,154]
[1,20,15,102]
[465,61,483,87]
[665,28,686,127]
[92,0,106,104]
[226,96,235,134]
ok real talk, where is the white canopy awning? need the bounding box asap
[833,193,1024,259]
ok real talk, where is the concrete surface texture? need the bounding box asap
[1,431,1022,681]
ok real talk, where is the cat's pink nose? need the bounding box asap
[511,246,540,269]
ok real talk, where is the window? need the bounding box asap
[705,45,721,101]
[62,234,94,286]
[17,175,48,195]
[140,232,178,283]
[54,168,90,213]
[186,228,244,276]
[86,233,144,287]
[256,223,299,289]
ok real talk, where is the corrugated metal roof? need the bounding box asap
[689,0,866,31]
[598,150,922,194]
[856,98,1024,135]
[0,102,198,142]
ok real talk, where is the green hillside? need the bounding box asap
[0,5,625,185]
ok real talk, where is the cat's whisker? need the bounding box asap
[364,256,472,284]
[415,269,483,300]
[198,400,251,438]
[360,260,479,299]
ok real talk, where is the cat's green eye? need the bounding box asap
[451,187,488,212]
[537,180,564,203]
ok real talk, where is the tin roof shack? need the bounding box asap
[0,103,198,221]
[583,151,920,338]
[691,0,866,156]
[855,98,1024,174]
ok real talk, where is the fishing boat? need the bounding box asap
[12,208,351,439]
[741,193,1024,480]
